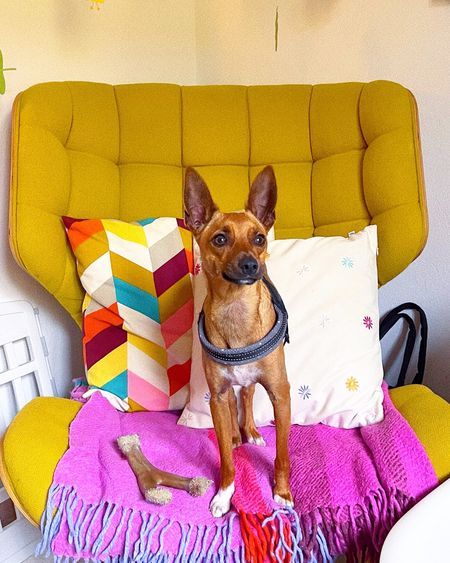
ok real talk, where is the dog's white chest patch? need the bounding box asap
[221,364,262,387]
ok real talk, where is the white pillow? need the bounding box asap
[178,226,384,429]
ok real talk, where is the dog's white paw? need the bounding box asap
[247,435,266,447]
[274,493,294,508]
[210,483,235,518]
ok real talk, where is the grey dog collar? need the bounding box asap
[197,277,289,366]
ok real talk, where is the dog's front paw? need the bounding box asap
[243,427,266,447]
[247,434,266,447]
[210,483,235,518]
[273,491,294,508]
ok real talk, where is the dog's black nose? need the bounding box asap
[238,256,259,276]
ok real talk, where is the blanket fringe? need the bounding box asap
[238,487,414,563]
[36,484,239,562]
[36,483,413,562]
[238,507,333,563]
[312,487,415,562]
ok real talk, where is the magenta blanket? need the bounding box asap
[37,384,437,562]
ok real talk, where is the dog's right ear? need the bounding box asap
[184,168,218,234]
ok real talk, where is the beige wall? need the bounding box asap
[0,0,197,395]
[195,0,450,399]
[195,1,449,86]
[0,0,449,400]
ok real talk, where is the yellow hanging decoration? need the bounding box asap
[90,0,104,10]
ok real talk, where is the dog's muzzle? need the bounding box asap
[222,255,261,285]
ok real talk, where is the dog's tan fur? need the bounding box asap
[184,166,292,517]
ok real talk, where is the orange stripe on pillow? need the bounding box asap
[84,305,123,342]
[185,248,194,273]
[67,219,105,251]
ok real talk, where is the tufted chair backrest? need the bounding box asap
[10,81,427,326]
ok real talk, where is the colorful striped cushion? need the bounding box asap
[64,217,194,411]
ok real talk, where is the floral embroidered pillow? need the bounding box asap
[64,216,194,412]
[179,226,384,428]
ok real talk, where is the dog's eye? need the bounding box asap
[254,234,266,246]
[212,233,227,247]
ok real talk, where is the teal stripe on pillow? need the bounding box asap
[96,370,128,399]
[113,277,160,322]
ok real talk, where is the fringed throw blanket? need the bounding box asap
[37,385,437,562]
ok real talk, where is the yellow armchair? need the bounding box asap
[1,80,448,527]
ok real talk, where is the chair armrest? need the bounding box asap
[380,478,450,562]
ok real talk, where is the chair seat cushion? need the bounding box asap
[390,384,450,483]
[2,397,81,525]
[2,385,449,526]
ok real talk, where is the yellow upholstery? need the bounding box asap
[1,398,81,525]
[390,385,450,482]
[3,80,447,528]
[10,81,427,327]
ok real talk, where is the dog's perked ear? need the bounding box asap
[246,166,277,230]
[184,168,218,234]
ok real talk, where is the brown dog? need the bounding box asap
[184,166,292,517]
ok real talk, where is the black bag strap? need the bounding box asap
[379,302,428,387]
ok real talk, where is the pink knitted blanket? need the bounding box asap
[37,384,437,562]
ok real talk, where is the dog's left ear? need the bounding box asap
[246,166,277,230]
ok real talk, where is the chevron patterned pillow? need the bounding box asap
[64,216,194,411]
